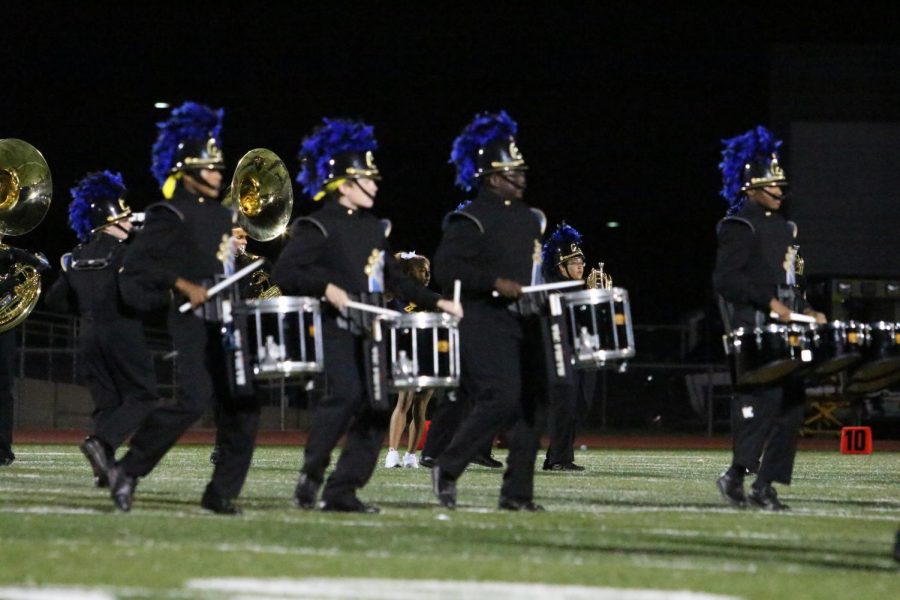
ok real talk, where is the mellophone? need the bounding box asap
[724,314,900,391]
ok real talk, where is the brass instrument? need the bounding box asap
[223,149,293,299]
[586,261,612,290]
[0,139,52,332]
[227,148,293,242]
[249,269,281,299]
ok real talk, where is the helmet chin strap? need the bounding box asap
[352,178,376,202]
[499,172,526,191]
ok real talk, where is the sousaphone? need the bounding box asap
[223,148,293,298]
[0,139,52,332]
[226,148,293,241]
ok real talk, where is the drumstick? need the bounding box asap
[344,300,403,317]
[453,279,461,305]
[178,258,265,313]
[491,279,584,297]
[769,311,817,324]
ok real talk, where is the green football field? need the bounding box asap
[0,445,897,599]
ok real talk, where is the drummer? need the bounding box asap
[540,222,597,472]
[430,110,549,511]
[271,118,461,513]
[713,125,826,511]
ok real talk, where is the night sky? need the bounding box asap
[4,4,897,323]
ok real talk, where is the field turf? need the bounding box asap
[0,445,897,599]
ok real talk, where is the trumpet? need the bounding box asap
[586,261,612,290]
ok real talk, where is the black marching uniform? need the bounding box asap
[432,187,545,504]
[542,267,596,470]
[713,200,808,489]
[0,330,15,465]
[45,232,159,468]
[272,200,439,508]
[115,185,259,509]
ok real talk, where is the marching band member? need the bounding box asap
[540,222,596,471]
[431,110,548,511]
[44,171,159,487]
[713,126,825,511]
[0,246,50,466]
[272,118,461,513]
[385,251,434,469]
[111,101,259,515]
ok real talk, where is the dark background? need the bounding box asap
[4,3,900,326]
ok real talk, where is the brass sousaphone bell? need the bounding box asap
[223,148,293,298]
[0,139,52,332]
[225,148,293,242]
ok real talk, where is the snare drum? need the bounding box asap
[809,320,863,376]
[231,296,323,379]
[562,287,635,368]
[849,321,900,382]
[726,324,813,385]
[385,312,460,390]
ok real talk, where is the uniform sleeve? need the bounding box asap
[432,216,497,295]
[712,221,773,310]
[270,221,330,297]
[43,272,76,314]
[118,207,183,311]
[383,244,441,310]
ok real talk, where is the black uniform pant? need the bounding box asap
[0,330,16,459]
[421,388,494,461]
[545,369,596,465]
[120,310,259,500]
[80,320,158,451]
[437,307,543,502]
[301,319,388,503]
[731,380,805,485]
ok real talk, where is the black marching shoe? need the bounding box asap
[109,465,136,513]
[419,456,435,469]
[0,452,14,467]
[320,496,380,513]
[431,466,457,509]
[201,490,242,515]
[498,497,545,512]
[293,473,321,510]
[80,436,111,488]
[716,472,747,508]
[471,454,503,469]
[748,484,789,511]
[546,462,585,472]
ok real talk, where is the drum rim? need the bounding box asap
[385,311,459,327]
[389,375,460,390]
[561,287,629,303]
[254,360,324,377]
[234,295,321,313]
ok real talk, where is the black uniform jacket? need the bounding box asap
[271,200,439,311]
[119,186,233,313]
[712,201,808,331]
[45,233,135,321]
[432,187,542,304]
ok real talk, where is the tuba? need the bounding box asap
[586,261,612,290]
[223,148,293,298]
[0,139,52,332]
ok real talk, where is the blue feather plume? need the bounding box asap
[719,125,782,213]
[541,222,583,269]
[68,170,126,242]
[296,118,378,199]
[449,110,518,192]
[151,101,224,186]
